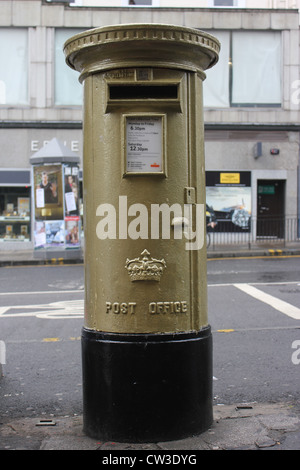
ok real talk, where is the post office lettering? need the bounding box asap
[149,301,187,315]
[106,302,137,314]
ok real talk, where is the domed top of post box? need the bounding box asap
[64,23,220,82]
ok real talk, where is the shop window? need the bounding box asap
[0,187,31,242]
[203,31,230,108]
[204,30,281,108]
[214,0,234,5]
[231,31,281,106]
[127,0,152,4]
[0,28,28,105]
[210,0,245,5]
[122,0,160,5]
[55,29,83,106]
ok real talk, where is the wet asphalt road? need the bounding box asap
[0,256,299,421]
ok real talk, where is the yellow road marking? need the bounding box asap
[217,329,235,333]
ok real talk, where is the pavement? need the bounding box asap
[1,243,300,451]
[0,402,299,450]
[0,241,300,267]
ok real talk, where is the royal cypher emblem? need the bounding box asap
[125,249,166,282]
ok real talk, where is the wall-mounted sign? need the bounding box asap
[124,114,165,176]
[220,173,240,184]
[258,184,275,195]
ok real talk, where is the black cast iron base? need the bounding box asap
[81,326,213,442]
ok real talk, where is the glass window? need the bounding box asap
[127,0,152,4]
[0,28,28,105]
[203,31,230,108]
[0,187,31,242]
[232,31,281,106]
[214,0,234,5]
[212,0,245,5]
[204,31,281,108]
[55,29,83,106]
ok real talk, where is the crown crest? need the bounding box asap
[125,249,166,282]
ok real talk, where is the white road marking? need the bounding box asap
[1,281,300,321]
[208,281,300,288]
[0,289,83,296]
[0,340,6,365]
[234,283,300,320]
[0,307,10,315]
[0,299,84,319]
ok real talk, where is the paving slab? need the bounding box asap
[1,402,299,451]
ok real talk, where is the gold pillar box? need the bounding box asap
[65,24,219,335]
[64,24,220,442]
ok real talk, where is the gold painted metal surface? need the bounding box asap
[64,24,220,82]
[64,24,219,334]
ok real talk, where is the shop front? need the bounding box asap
[204,168,296,247]
[0,169,31,246]
[0,126,83,254]
[0,126,298,252]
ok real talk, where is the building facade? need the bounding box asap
[0,0,299,249]
[69,0,300,10]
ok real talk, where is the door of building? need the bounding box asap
[257,180,285,238]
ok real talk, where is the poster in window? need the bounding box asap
[18,197,30,216]
[20,225,28,236]
[64,164,79,216]
[45,220,65,247]
[5,225,13,236]
[33,165,63,220]
[206,171,251,232]
[34,221,46,248]
[65,216,80,248]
